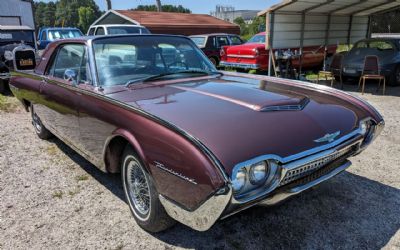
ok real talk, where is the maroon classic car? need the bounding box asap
[220,32,337,71]
[8,35,383,232]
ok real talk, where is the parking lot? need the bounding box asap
[0,82,399,250]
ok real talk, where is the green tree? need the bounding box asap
[55,0,101,28]
[78,7,95,33]
[234,17,248,36]
[134,4,191,13]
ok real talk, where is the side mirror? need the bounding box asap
[64,69,77,84]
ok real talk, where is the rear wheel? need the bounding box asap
[121,145,175,232]
[208,57,218,66]
[31,104,52,140]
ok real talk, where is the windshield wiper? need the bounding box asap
[125,70,222,87]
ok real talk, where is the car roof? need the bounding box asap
[189,33,239,37]
[357,37,400,43]
[90,24,146,28]
[42,27,81,30]
[51,34,190,44]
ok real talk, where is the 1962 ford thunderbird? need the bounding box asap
[8,35,384,232]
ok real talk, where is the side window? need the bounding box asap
[88,28,95,36]
[230,36,242,45]
[41,31,47,41]
[95,27,105,35]
[48,44,85,84]
[216,36,229,47]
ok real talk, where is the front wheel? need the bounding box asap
[0,80,7,94]
[31,104,52,139]
[121,146,175,232]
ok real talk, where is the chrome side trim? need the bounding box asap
[220,62,261,69]
[221,160,351,220]
[159,186,232,231]
[0,72,10,80]
[227,54,256,59]
[10,71,229,183]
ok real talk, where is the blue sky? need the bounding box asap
[34,0,280,14]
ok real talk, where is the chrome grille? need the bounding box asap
[279,147,352,186]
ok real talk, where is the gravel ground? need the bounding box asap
[0,83,399,250]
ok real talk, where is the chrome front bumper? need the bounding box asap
[160,120,384,232]
[159,157,352,231]
[220,61,260,69]
[0,72,10,80]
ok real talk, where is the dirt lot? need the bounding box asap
[0,83,399,250]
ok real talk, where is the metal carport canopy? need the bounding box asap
[258,0,400,75]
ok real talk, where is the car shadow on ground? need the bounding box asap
[316,78,400,97]
[52,138,400,249]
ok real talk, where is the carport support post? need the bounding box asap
[267,12,275,76]
[299,12,306,78]
[324,14,331,70]
[347,15,353,49]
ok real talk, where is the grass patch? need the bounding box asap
[52,190,63,199]
[68,188,80,196]
[75,174,89,182]
[0,95,20,112]
[46,144,58,156]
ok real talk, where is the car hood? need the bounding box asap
[106,74,372,176]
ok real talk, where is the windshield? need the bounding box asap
[353,40,395,51]
[190,36,206,47]
[93,36,218,86]
[107,26,151,35]
[0,30,34,44]
[48,29,83,41]
[247,34,266,44]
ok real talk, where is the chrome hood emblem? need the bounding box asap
[314,131,341,143]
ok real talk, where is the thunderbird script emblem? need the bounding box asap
[314,131,341,143]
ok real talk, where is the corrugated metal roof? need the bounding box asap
[259,0,400,16]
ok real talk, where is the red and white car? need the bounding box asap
[220,32,337,72]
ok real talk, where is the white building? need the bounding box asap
[0,0,35,29]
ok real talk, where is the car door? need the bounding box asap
[39,43,84,147]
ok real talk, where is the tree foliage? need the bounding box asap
[234,15,266,41]
[78,7,96,33]
[371,8,400,33]
[133,5,191,13]
[33,0,102,33]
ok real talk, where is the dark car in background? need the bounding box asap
[0,25,36,93]
[190,33,243,66]
[342,38,400,85]
[8,34,384,232]
[37,27,83,50]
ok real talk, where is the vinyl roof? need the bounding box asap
[258,0,400,16]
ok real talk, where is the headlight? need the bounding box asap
[359,120,376,144]
[4,50,13,61]
[249,161,269,185]
[232,168,246,193]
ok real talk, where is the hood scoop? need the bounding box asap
[260,97,310,112]
[172,83,310,112]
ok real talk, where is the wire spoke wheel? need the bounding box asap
[126,158,151,216]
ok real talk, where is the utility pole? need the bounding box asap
[105,0,112,10]
[156,0,162,12]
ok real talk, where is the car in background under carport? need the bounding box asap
[342,38,400,85]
